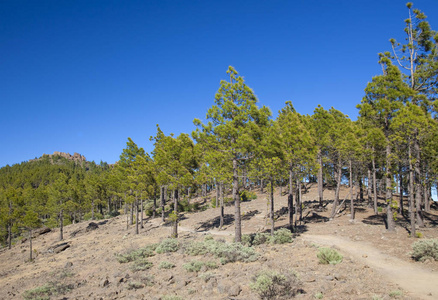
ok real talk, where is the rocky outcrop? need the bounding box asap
[50,151,86,162]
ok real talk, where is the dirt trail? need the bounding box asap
[302,234,438,300]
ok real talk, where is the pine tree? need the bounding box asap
[193,66,271,242]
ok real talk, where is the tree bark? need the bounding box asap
[414,139,424,228]
[367,167,372,207]
[219,182,224,230]
[399,164,404,215]
[160,186,165,222]
[270,178,275,235]
[317,150,323,206]
[135,196,139,235]
[140,197,144,229]
[288,166,294,231]
[233,157,241,243]
[409,143,416,237]
[172,188,179,238]
[349,160,355,221]
[385,141,395,232]
[372,156,378,215]
[330,163,342,219]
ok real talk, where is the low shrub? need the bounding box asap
[411,239,438,262]
[243,229,293,247]
[183,260,218,272]
[271,228,293,244]
[317,248,343,265]
[389,290,403,298]
[156,238,179,254]
[183,260,205,272]
[183,238,258,264]
[130,259,153,272]
[314,292,324,299]
[23,282,74,300]
[158,261,175,269]
[116,244,157,263]
[250,270,301,299]
[127,281,144,290]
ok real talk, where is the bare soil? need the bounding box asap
[1,183,437,300]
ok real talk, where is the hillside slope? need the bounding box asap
[1,184,437,300]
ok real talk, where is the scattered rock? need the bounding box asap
[228,284,241,296]
[100,278,110,288]
[64,261,73,268]
[48,242,71,254]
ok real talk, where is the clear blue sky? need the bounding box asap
[1,0,438,167]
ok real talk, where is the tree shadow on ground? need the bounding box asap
[195,214,234,231]
[302,212,329,224]
[362,214,385,226]
[423,212,438,227]
[242,210,260,221]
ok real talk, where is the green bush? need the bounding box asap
[159,261,176,269]
[389,290,403,298]
[183,238,258,264]
[411,239,438,262]
[130,259,153,272]
[183,260,205,272]
[23,282,74,300]
[271,228,293,244]
[127,281,144,290]
[317,248,343,265]
[116,244,157,263]
[243,229,293,247]
[178,198,200,212]
[156,238,179,254]
[183,260,218,272]
[240,190,257,201]
[250,271,301,299]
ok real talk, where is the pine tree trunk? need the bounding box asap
[298,178,302,225]
[140,198,144,229]
[359,177,363,202]
[386,141,395,232]
[367,167,372,207]
[135,196,139,235]
[288,166,294,231]
[216,183,219,208]
[409,143,416,237]
[219,182,224,230]
[233,158,241,243]
[372,156,378,215]
[270,178,275,235]
[414,139,424,228]
[172,189,178,238]
[317,150,323,206]
[349,160,354,221]
[260,178,264,193]
[160,186,165,222]
[130,202,134,225]
[399,164,404,215]
[330,163,342,219]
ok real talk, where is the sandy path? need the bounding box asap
[301,234,438,300]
